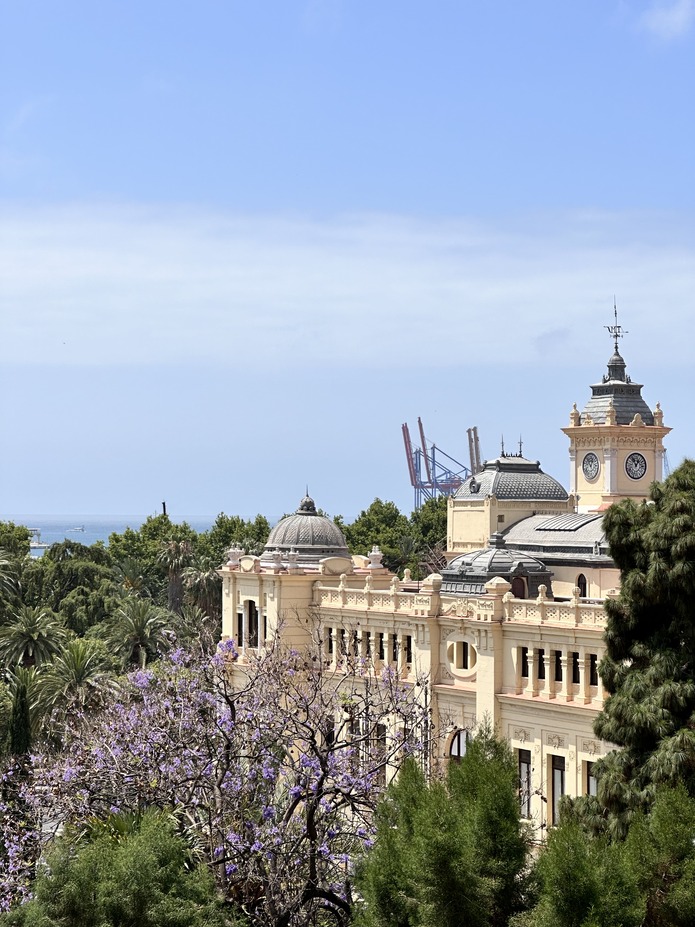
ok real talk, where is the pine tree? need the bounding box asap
[355,725,530,927]
[7,680,31,756]
[592,459,695,836]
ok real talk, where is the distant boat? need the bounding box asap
[67,526,85,532]
[28,528,48,550]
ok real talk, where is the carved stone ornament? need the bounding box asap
[513,728,530,742]
[582,739,601,756]
[546,733,565,749]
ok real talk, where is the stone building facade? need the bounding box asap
[220,342,669,833]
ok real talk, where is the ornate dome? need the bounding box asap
[581,348,654,425]
[442,533,553,598]
[262,495,350,567]
[454,456,568,502]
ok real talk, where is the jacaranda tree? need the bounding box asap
[0,633,428,926]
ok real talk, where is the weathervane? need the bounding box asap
[604,298,628,353]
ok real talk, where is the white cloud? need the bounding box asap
[0,204,692,373]
[638,0,695,40]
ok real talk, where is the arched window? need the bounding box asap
[449,729,470,763]
[511,576,527,599]
[576,574,587,598]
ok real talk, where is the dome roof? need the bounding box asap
[581,349,654,425]
[262,495,350,567]
[441,533,553,597]
[454,456,568,502]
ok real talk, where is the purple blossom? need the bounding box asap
[0,639,428,924]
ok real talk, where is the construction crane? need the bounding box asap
[402,418,481,509]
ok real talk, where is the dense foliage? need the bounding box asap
[519,784,695,927]
[355,725,530,927]
[0,637,428,925]
[587,460,695,836]
[0,810,238,927]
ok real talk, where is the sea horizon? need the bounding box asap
[1,512,286,551]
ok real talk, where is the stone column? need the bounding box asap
[560,650,570,701]
[528,647,539,697]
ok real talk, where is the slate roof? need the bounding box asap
[581,349,654,425]
[454,456,568,502]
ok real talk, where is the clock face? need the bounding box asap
[582,452,600,481]
[625,452,647,481]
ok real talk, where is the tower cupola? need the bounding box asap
[562,307,670,511]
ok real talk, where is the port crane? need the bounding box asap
[402,418,482,510]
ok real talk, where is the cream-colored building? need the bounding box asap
[220,342,668,834]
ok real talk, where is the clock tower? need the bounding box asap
[562,310,671,512]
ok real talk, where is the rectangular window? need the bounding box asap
[552,755,565,825]
[378,633,385,661]
[554,650,563,683]
[538,649,546,681]
[237,612,244,647]
[519,749,532,819]
[391,634,398,663]
[365,631,371,656]
[406,635,413,665]
[590,654,599,687]
[520,646,529,678]
[327,628,334,655]
[339,628,347,656]
[352,630,359,657]
[572,652,580,684]
[586,761,597,797]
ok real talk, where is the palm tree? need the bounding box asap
[174,603,220,656]
[37,638,118,713]
[101,598,175,669]
[4,665,44,739]
[113,556,151,599]
[0,547,19,605]
[183,557,222,619]
[157,538,193,614]
[0,605,68,669]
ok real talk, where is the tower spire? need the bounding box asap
[604,298,628,354]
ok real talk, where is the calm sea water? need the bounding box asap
[4,515,216,555]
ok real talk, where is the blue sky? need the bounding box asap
[1,1,694,523]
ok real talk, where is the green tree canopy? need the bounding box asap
[107,515,198,606]
[356,725,530,927]
[20,542,120,635]
[197,513,270,563]
[523,784,695,927]
[0,524,31,561]
[590,459,695,835]
[0,810,240,927]
[344,499,412,573]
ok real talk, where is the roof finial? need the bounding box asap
[518,435,523,457]
[500,435,505,457]
[605,297,628,354]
